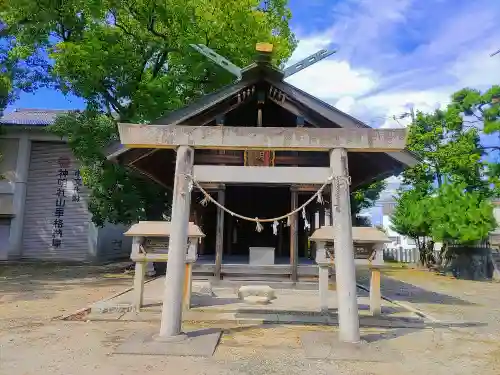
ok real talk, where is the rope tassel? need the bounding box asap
[255,218,264,232]
[304,218,311,231]
[200,195,210,206]
[316,190,324,204]
[272,220,279,235]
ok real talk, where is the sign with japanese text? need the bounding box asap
[51,156,84,249]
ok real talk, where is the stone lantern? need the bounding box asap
[124,221,205,311]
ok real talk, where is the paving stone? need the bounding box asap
[114,328,222,357]
[243,295,271,305]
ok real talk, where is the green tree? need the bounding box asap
[429,182,495,245]
[390,188,435,265]
[391,86,498,267]
[404,108,488,194]
[351,181,386,226]
[449,86,500,194]
[1,0,297,225]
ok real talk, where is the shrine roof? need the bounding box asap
[310,226,391,244]
[107,43,419,188]
[124,221,205,238]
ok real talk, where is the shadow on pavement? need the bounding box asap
[357,270,475,306]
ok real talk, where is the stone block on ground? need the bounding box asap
[192,281,214,296]
[237,285,276,300]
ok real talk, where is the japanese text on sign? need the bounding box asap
[72,169,83,202]
[52,157,70,248]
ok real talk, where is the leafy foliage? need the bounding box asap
[1,0,297,225]
[449,86,500,194]
[351,181,386,226]
[392,86,499,265]
[429,183,495,244]
[391,189,432,241]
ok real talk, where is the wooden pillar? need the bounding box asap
[183,263,193,310]
[369,268,382,316]
[278,221,283,258]
[309,207,316,260]
[227,213,233,256]
[290,188,299,281]
[330,148,360,343]
[159,146,194,340]
[215,188,225,279]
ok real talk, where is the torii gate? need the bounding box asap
[114,43,415,344]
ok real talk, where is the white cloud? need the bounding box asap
[285,0,500,129]
[285,0,500,218]
[286,60,377,99]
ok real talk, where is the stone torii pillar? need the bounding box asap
[159,145,194,340]
[329,148,360,343]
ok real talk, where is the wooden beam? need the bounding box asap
[290,189,298,281]
[197,182,226,191]
[118,124,410,153]
[215,189,225,279]
[192,165,331,184]
[291,184,331,193]
[194,152,328,166]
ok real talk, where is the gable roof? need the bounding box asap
[108,57,419,189]
[0,109,71,126]
[136,62,418,169]
[152,63,372,130]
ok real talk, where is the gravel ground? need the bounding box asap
[1,263,500,375]
[357,268,500,339]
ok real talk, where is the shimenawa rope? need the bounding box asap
[185,173,351,234]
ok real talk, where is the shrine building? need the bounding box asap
[108,43,418,281]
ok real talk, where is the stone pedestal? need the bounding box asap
[249,247,275,265]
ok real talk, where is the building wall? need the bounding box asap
[0,138,19,259]
[0,129,130,262]
[0,138,19,217]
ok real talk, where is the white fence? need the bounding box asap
[383,247,419,263]
[383,247,443,263]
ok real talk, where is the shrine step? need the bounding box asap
[211,279,319,291]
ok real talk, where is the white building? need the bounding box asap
[0,109,131,262]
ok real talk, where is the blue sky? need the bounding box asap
[11,0,500,132]
[7,0,500,222]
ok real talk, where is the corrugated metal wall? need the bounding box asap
[22,142,91,261]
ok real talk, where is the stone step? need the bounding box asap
[211,279,320,291]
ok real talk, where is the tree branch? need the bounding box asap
[101,88,126,115]
[152,49,169,78]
